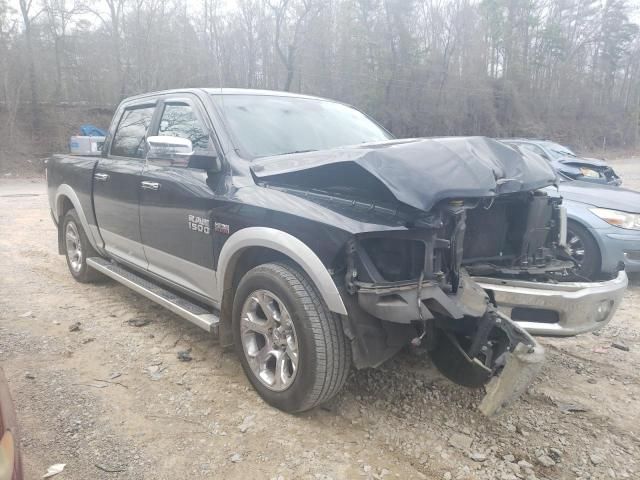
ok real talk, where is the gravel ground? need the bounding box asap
[1,160,639,480]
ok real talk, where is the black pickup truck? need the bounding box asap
[46,89,627,414]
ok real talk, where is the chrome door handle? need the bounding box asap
[140,181,160,191]
[94,172,110,182]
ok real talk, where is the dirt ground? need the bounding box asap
[1,159,639,480]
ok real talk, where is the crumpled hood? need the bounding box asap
[251,137,558,212]
[558,180,640,212]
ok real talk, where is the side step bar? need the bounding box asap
[87,257,220,332]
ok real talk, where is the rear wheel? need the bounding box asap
[232,262,351,412]
[566,221,601,280]
[62,209,102,283]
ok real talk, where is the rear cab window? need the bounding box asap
[110,105,156,158]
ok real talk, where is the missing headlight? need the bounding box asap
[359,237,426,282]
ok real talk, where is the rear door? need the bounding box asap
[139,95,220,301]
[94,101,156,268]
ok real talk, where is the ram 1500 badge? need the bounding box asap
[46,89,627,414]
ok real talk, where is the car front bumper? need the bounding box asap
[475,270,628,336]
[602,230,640,273]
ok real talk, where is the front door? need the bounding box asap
[139,98,219,301]
[94,102,156,268]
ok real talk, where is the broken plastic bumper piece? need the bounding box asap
[430,309,545,416]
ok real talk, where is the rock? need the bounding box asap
[537,455,556,467]
[68,322,81,332]
[177,349,193,362]
[24,372,35,380]
[147,364,166,381]
[556,402,588,413]
[448,433,473,450]
[229,453,242,463]
[506,463,521,474]
[238,414,255,433]
[469,452,487,462]
[611,342,630,352]
[503,454,515,463]
[127,318,151,327]
[549,448,563,462]
[518,460,533,469]
[43,464,66,478]
[443,473,452,480]
[589,453,604,465]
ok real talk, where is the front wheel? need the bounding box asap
[232,262,351,412]
[566,221,601,280]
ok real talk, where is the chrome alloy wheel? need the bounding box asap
[567,229,586,263]
[240,290,299,391]
[65,221,83,273]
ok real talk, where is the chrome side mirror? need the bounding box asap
[147,136,194,163]
[146,135,221,171]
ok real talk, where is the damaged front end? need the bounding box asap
[252,137,578,414]
[343,194,552,415]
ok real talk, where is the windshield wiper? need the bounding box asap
[279,149,317,155]
[552,149,576,158]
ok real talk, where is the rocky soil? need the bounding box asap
[0,159,639,480]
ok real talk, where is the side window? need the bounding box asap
[158,103,210,151]
[110,106,155,158]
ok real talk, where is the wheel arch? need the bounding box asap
[217,227,347,315]
[54,185,102,253]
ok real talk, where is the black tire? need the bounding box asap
[430,331,492,388]
[567,220,601,280]
[232,262,351,412]
[62,209,102,283]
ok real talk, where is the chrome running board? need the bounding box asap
[87,257,219,332]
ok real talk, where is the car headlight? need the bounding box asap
[589,207,640,230]
[580,167,601,178]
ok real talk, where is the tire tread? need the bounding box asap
[239,262,351,411]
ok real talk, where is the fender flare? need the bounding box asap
[216,227,348,315]
[55,184,103,251]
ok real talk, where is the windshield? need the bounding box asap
[212,94,392,158]
[541,141,576,159]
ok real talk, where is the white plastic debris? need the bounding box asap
[43,463,66,478]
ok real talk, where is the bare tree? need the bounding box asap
[18,0,41,132]
[268,0,321,91]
